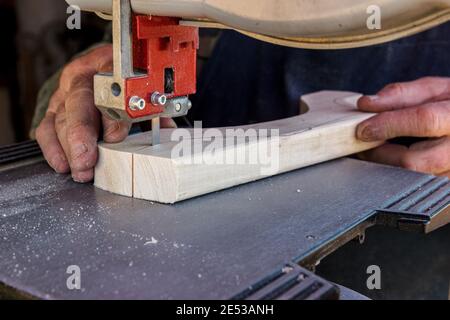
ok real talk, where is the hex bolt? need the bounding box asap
[151,92,167,106]
[129,96,146,111]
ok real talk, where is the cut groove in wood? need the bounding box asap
[95,91,384,203]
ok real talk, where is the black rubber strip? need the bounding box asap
[0,141,42,165]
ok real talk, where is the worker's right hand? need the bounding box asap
[35,44,175,183]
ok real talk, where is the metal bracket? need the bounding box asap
[375,176,450,233]
[94,0,134,122]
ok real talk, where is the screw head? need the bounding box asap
[151,92,167,106]
[175,103,182,112]
[129,96,146,111]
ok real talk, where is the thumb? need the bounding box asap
[102,115,132,143]
[161,117,177,128]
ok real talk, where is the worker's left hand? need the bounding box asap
[356,77,450,175]
[35,45,176,183]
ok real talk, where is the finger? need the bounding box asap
[48,44,112,183]
[358,77,450,112]
[160,117,177,128]
[59,45,113,93]
[357,100,450,142]
[102,115,131,143]
[358,137,450,175]
[35,112,70,173]
[358,143,411,169]
[69,169,96,183]
[47,88,65,113]
[65,87,101,182]
[407,136,450,174]
[54,102,92,183]
[54,105,70,162]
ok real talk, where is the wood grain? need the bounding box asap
[95,91,383,203]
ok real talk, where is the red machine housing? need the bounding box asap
[126,15,199,119]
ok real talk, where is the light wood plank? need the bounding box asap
[96,131,151,197]
[95,91,384,203]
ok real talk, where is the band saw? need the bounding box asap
[0,0,450,299]
[68,0,450,145]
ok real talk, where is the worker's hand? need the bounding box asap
[356,77,450,175]
[36,45,176,183]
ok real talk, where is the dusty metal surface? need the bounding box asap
[0,158,449,299]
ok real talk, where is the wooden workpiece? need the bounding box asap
[95,91,383,203]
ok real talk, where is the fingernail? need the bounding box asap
[367,95,379,101]
[72,175,86,183]
[358,124,380,141]
[71,143,88,159]
[72,170,93,183]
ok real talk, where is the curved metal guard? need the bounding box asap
[69,0,450,49]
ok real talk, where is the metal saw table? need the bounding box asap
[0,141,449,299]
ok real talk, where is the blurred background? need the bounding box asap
[0,0,219,147]
[0,0,107,145]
